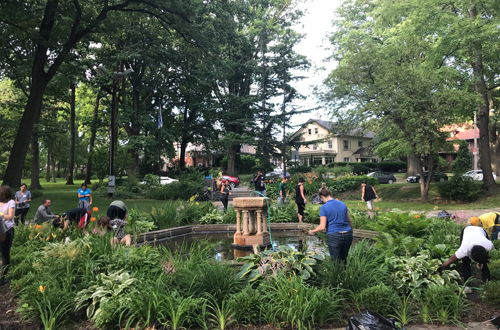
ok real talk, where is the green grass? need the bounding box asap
[16,178,160,220]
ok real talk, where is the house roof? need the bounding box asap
[294,119,375,138]
[446,129,477,141]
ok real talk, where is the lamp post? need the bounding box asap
[95,65,133,198]
[474,111,478,170]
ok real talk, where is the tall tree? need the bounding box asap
[0,0,195,187]
[66,83,76,184]
[322,0,475,202]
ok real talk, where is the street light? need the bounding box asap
[94,65,134,197]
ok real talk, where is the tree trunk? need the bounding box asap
[66,83,76,184]
[405,152,420,178]
[179,137,188,169]
[46,147,51,182]
[418,153,433,203]
[52,151,56,183]
[30,122,42,190]
[227,144,239,176]
[3,75,48,187]
[470,7,498,195]
[85,91,101,185]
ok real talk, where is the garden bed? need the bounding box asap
[4,210,500,330]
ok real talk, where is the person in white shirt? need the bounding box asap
[439,226,494,282]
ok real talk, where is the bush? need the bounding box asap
[357,284,398,316]
[291,165,312,173]
[145,181,203,200]
[375,161,407,172]
[352,164,370,175]
[424,283,467,322]
[481,281,500,307]
[489,259,500,281]
[437,175,482,202]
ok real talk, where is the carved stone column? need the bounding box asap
[256,210,262,235]
[262,210,268,233]
[236,209,241,235]
[242,210,249,236]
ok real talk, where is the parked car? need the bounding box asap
[265,169,290,178]
[140,176,179,185]
[222,175,240,188]
[463,170,498,181]
[367,171,397,184]
[407,171,448,183]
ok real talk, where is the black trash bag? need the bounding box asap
[437,210,452,220]
[311,194,322,205]
[346,310,404,330]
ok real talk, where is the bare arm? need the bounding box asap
[2,206,15,221]
[361,186,365,200]
[89,193,92,204]
[220,185,225,193]
[347,212,354,230]
[440,254,459,270]
[300,185,306,203]
[309,216,327,234]
[372,187,379,198]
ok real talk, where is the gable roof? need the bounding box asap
[292,119,374,138]
[446,129,477,141]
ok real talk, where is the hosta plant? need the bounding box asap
[237,246,324,281]
[75,270,136,322]
[387,252,460,297]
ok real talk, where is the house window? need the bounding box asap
[313,144,317,150]
[308,129,312,135]
[344,157,350,162]
[313,158,323,165]
[315,128,318,134]
[372,158,378,163]
[328,140,333,149]
[325,157,335,164]
[358,141,363,147]
[343,140,350,150]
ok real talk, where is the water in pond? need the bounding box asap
[155,230,355,260]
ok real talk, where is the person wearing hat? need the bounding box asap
[220,179,232,212]
[438,225,494,282]
[469,212,500,240]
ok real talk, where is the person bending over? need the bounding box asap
[97,216,131,246]
[54,208,91,231]
[308,183,354,263]
[469,212,500,240]
[107,200,128,221]
[439,225,493,282]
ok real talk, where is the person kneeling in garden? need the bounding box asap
[439,225,493,282]
[54,208,91,231]
[96,216,131,246]
[469,213,500,240]
[307,183,354,263]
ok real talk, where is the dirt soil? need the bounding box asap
[0,283,37,330]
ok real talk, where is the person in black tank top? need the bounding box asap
[295,177,307,223]
[361,180,378,218]
[220,180,232,212]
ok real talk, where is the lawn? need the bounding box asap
[18,178,161,219]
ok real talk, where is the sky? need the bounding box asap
[288,0,344,128]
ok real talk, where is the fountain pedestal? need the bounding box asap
[232,197,271,258]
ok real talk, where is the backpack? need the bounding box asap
[437,210,452,220]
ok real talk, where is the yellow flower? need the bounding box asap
[46,236,50,241]
[433,206,439,210]
[414,215,420,219]
[38,285,46,293]
[89,249,92,254]
[51,233,56,238]
[87,244,90,249]
[196,202,199,205]
[93,207,99,212]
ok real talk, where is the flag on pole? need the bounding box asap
[158,105,163,129]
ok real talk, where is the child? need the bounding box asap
[96,216,131,246]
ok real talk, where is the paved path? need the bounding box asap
[426,208,500,222]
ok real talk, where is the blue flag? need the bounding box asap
[158,105,163,129]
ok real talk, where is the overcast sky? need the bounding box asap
[288,0,344,128]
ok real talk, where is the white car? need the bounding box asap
[141,176,179,185]
[463,170,497,181]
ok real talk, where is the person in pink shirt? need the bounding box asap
[0,186,16,286]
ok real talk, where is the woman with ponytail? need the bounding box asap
[308,183,354,263]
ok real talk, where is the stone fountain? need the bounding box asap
[231,197,271,258]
